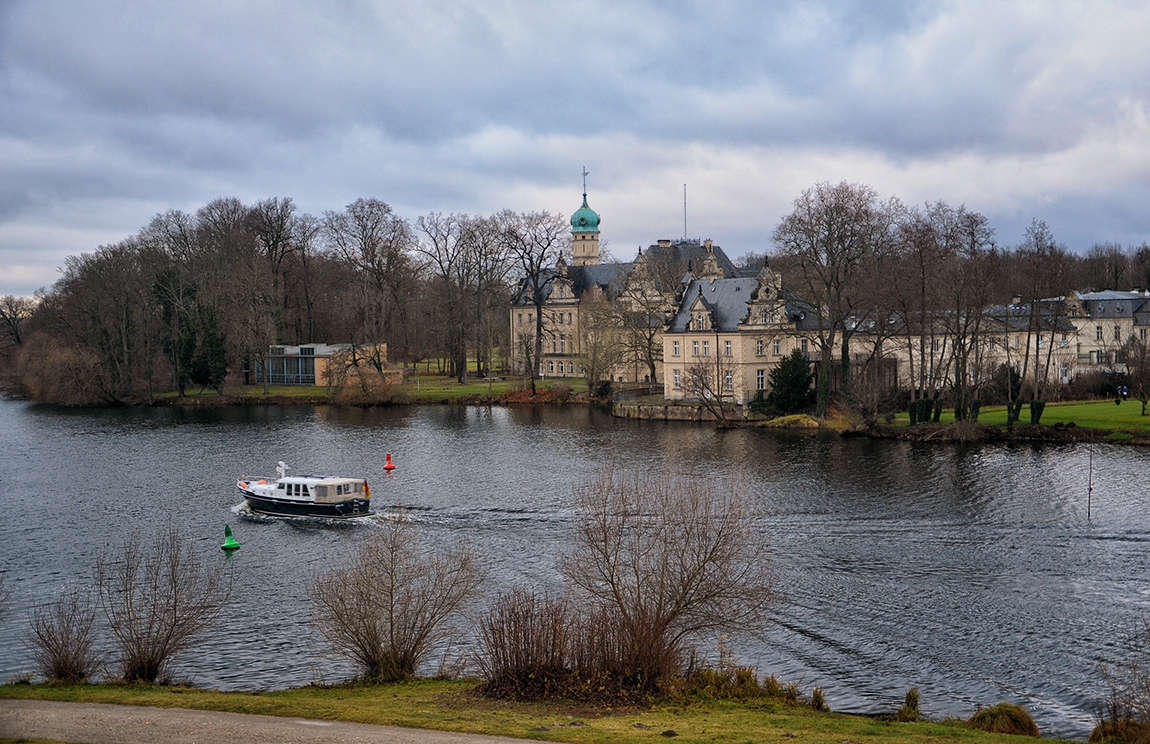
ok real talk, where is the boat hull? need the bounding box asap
[240,490,371,519]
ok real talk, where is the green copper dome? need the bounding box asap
[570,195,601,233]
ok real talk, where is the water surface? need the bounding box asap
[0,399,1145,739]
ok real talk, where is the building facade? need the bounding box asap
[509,192,742,385]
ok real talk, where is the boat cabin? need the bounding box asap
[278,477,367,503]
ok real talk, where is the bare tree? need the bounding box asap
[501,210,570,394]
[96,526,231,683]
[416,213,473,382]
[1082,242,1131,291]
[322,198,420,360]
[1123,335,1150,415]
[772,182,898,416]
[559,469,774,688]
[577,295,625,391]
[0,295,35,348]
[27,587,102,683]
[307,517,484,682]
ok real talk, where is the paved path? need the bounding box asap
[0,700,533,744]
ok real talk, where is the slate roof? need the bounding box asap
[1074,290,1150,319]
[666,277,819,333]
[512,239,743,306]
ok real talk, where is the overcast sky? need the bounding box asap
[2,0,1149,296]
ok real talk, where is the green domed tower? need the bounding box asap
[570,172,601,266]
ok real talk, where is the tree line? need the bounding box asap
[3,184,1150,411]
[0,197,568,404]
[767,181,1150,422]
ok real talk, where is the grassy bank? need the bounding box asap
[0,680,1069,744]
[156,377,586,405]
[891,399,1150,435]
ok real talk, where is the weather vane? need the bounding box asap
[582,166,589,197]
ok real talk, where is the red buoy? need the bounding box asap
[384,453,396,472]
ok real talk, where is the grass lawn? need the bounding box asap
[894,399,1150,434]
[157,377,590,405]
[0,680,1072,744]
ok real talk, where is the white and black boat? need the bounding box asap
[237,461,372,519]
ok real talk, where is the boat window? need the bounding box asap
[336,484,343,495]
[277,482,285,490]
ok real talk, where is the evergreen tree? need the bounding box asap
[190,306,228,394]
[766,348,814,415]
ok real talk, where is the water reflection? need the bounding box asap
[0,399,1147,738]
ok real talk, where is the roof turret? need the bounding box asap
[571,194,601,233]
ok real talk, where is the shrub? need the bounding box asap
[477,589,572,699]
[552,381,573,403]
[810,686,829,712]
[1090,716,1150,743]
[97,526,231,683]
[560,469,775,694]
[968,702,1040,737]
[26,587,102,683]
[308,517,484,682]
[895,687,921,721]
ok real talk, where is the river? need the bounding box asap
[0,398,1146,739]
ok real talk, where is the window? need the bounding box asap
[773,339,781,355]
[757,369,765,390]
[692,341,699,356]
[760,309,768,324]
[724,370,733,392]
[559,335,566,354]
[517,313,522,325]
[673,369,681,389]
[673,340,680,357]
[548,361,554,372]
[756,339,764,356]
[300,347,314,356]
[931,338,940,353]
[801,339,808,356]
[1142,328,1147,340]
[724,340,732,357]
[1061,333,1068,347]
[1096,326,1103,341]
[702,341,710,357]
[1115,325,1122,342]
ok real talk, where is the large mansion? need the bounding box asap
[512,193,1150,404]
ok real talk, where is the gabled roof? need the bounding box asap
[666,277,816,333]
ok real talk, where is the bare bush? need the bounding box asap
[559,469,775,691]
[308,517,484,682]
[477,588,571,698]
[27,587,102,683]
[96,526,231,683]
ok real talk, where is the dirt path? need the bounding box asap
[0,699,532,744]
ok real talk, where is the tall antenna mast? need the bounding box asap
[683,184,687,240]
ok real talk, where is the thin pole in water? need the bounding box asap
[1087,444,1093,521]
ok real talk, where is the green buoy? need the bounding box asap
[222,524,240,551]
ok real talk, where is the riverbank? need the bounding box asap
[21,378,1150,446]
[0,681,1072,744]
